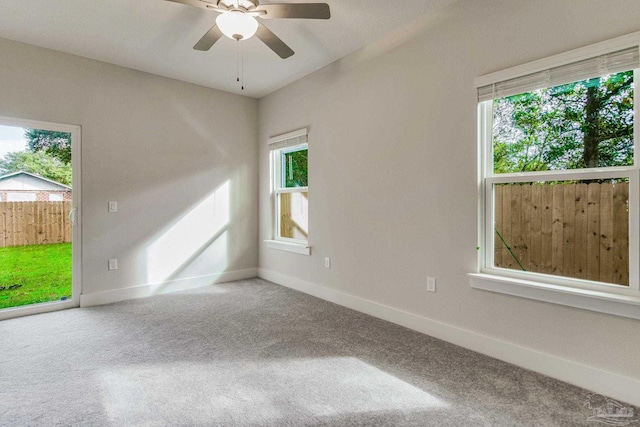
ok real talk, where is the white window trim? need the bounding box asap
[267,129,310,255]
[273,144,309,246]
[469,273,640,320]
[472,31,640,320]
[264,239,310,255]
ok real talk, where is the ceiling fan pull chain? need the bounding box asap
[241,41,244,91]
[236,39,240,84]
[234,39,244,91]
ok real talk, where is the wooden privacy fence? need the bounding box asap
[279,191,309,240]
[494,182,629,285]
[0,201,72,248]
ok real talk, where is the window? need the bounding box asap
[472,34,640,319]
[6,192,37,201]
[266,129,309,254]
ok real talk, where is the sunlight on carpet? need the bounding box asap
[99,357,448,424]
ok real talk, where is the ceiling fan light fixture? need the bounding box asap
[216,11,258,41]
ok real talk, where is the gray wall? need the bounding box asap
[0,38,258,296]
[258,0,640,381]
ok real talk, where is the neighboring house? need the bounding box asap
[0,171,71,202]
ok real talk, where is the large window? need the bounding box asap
[473,35,640,319]
[267,129,309,252]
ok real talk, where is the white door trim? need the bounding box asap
[0,115,81,320]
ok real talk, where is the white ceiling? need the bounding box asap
[0,0,456,98]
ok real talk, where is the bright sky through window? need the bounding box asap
[0,125,27,158]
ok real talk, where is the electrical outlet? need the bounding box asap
[108,259,118,271]
[427,277,436,293]
[325,257,331,268]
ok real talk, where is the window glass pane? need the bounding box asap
[283,149,308,188]
[493,180,629,286]
[493,70,634,173]
[279,191,308,240]
[6,192,37,201]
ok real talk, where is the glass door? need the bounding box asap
[0,117,80,319]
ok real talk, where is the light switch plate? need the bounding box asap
[427,277,436,293]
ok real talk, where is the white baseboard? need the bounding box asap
[80,268,258,308]
[258,268,640,407]
[0,299,78,321]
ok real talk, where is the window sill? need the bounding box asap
[264,240,311,255]
[469,273,640,320]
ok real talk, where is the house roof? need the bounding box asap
[0,171,71,190]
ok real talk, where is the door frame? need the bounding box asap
[0,115,81,320]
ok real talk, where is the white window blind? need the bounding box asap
[268,128,308,151]
[478,46,639,102]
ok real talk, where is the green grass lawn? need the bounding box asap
[0,243,72,310]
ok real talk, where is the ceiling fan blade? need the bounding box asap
[255,23,294,59]
[164,0,224,12]
[257,3,330,20]
[193,25,224,51]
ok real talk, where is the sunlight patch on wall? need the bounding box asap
[146,181,230,284]
[100,357,448,425]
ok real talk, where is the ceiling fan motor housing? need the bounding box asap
[218,0,259,11]
[169,0,330,59]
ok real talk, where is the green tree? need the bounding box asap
[571,72,634,168]
[493,71,634,173]
[25,129,72,164]
[0,150,72,186]
[284,149,308,187]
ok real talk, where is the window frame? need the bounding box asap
[264,128,310,255]
[272,142,309,245]
[471,32,640,319]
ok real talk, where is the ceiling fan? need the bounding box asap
[166,0,331,59]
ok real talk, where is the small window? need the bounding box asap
[6,192,36,201]
[269,129,309,245]
[474,37,640,314]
